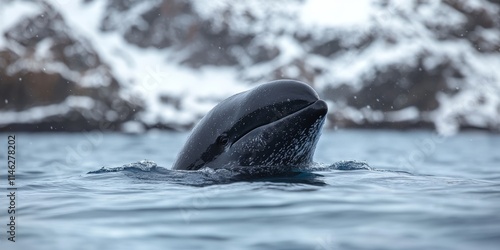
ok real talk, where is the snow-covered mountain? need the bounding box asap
[1,0,499,134]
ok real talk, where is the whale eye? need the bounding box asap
[217,133,229,146]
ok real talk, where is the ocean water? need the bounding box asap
[0,130,499,250]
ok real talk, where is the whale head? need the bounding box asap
[172,79,328,170]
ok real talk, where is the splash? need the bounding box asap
[87,159,375,186]
[87,160,159,174]
[314,161,373,171]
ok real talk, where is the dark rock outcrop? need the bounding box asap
[0,1,140,131]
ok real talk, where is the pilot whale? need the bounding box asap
[172,79,328,170]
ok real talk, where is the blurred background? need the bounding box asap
[1,0,499,134]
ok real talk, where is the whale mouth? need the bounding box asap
[226,99,328,167]
[232,99,328,146]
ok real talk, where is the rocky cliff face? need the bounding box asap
[1,0,499,134]
[0,1,141,131]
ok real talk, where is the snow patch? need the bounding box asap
[301,0,372,28]
[0,96,95,125]
[0,0,43,47]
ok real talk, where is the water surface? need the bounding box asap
[0,130,499,250]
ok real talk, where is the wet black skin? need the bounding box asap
[172,80,328,170]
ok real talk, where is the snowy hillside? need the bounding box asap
[1,0,499,134]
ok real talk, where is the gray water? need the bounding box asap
[0,130,499,250]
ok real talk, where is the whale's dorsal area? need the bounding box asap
[172,79,328,171]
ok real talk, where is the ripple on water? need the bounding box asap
[4,131,500,250]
